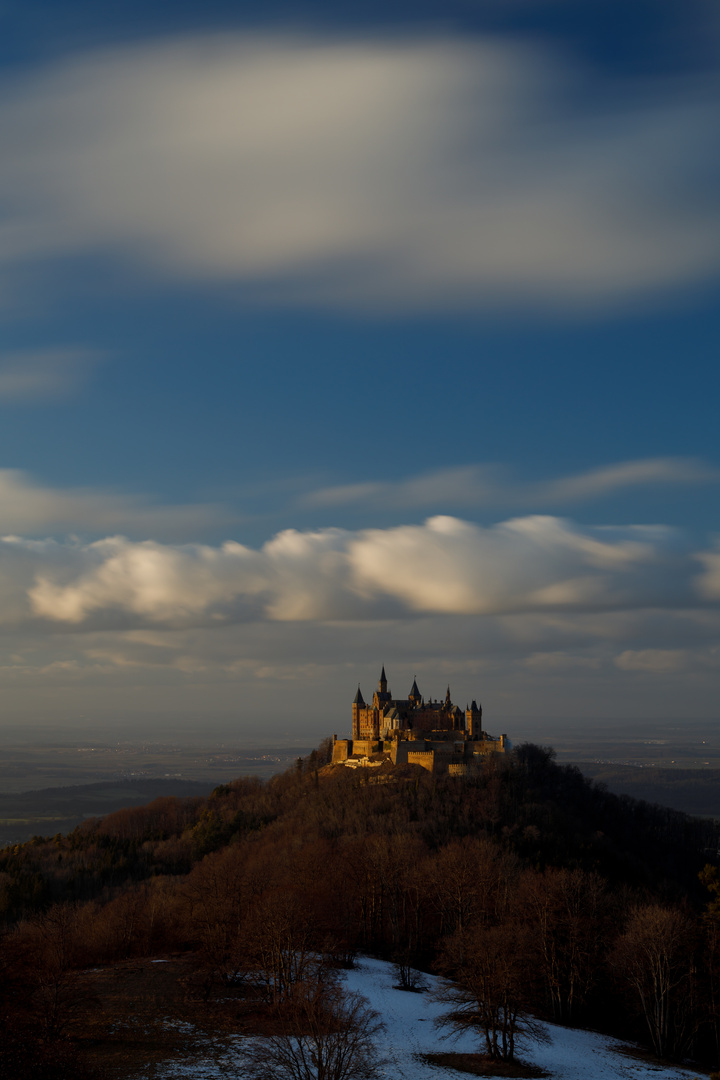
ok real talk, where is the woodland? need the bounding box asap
[1,740,720,1079]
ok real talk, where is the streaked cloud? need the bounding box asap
[696,545,720,600]
[304,457,718,511]
[0,32,719,311]
[614,649,689,673]
[0,349,98,401]
[0,469,234,540]
[1,600,719,725]
[535,458,720,502]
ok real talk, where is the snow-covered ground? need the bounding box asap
[344,957,700,1080]
[153,956,703,1079]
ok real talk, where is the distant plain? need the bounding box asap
[0,742,310,845]
[1,715,719,845]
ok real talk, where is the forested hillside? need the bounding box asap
[1,742,720,1079]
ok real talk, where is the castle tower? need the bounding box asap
[379,666,388,695]
[352,685,365,739]
[409,677,421,706]
[466,699,483,740]
[444,685,452,709]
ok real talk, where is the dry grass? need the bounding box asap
[69,955,251,1079]
[419,1051,550,1078]
[613,1043,711,1076]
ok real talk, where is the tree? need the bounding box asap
[244,977,384,1080]
[246,890,319,1005]
[612,903,698,1059]
[521,866,608,1024]
[20,904,90,1043]
[435,922,547,1063]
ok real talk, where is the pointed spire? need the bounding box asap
[379,665,388,693]
[409,677,421,702]
[353,685,365,706]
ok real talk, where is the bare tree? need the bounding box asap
[612,903,698,1060]
[243,977,384,1080]
[521,866,608,1024]
[246,891,319,1005]
[435,922,547,1063]
[19,904,90,1043]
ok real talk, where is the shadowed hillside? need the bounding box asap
[1,742,720,1078]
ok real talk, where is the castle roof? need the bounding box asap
[409,678,421,699]
[380,665,387,682]
[353,686,365,705]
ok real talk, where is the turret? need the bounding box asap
[352,685,365,739]
[466,699,483,740]
[409,677,421,706]
[379,666,388,694]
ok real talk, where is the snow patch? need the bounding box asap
[150,956,702,1079]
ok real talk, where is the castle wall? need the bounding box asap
[426,739,464,754]
[332,739,352,764]
[448,762,475,777]
[467,735,507,756]
[407,750,435,773]
[391,740,417,765]
[352,739,379,758]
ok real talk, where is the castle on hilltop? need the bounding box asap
[332,667,508,775]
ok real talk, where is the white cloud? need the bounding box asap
[27,536,266,623]
[350,515,665,614]
[0,513,689,630]
[0,512,716,722]
[0,32,719,311]
[304,457,718,511]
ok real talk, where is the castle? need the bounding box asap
[332,667,508,775]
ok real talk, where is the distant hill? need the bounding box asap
[0,778,215,846]
[578,763,720,818]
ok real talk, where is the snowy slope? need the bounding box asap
[154,956,702,1080]
[343,956,699,1080]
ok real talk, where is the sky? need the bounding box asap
[0,0,719,743]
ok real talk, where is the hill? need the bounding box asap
[1,742,720,1078]
[0,778,217,847]
[578,763,720,818]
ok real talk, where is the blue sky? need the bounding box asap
[0,0,719,740]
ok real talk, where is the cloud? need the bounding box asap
[523,652,602,672]
[0,513,692,631]
[304,457,718,511]
[534,458,720,502]
[614,649,689,673]
[696,545,720,600]
[0,32,719,311]
[0,349,98,401]
[0,468,234,540]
